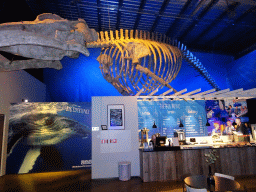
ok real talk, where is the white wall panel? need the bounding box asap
[92,96,139,179]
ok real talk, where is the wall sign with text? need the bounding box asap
[138,100,207,138]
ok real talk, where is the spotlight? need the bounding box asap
[22,99,28,102]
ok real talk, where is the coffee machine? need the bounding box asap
[151,133,166,147]
[174,129,186,145]
[141,127,149,145]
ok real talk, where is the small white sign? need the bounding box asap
[100,130,131,153]
[92,127,99,131]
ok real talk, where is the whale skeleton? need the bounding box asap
[0,13,98,71]
[87,29,220,96]
[0,13,219,95]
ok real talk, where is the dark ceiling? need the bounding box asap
[1,0,256,82]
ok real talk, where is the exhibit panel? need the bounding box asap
[0,70,48,176]
[6,102,91,174]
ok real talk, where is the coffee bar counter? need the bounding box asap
[139,143,256,182]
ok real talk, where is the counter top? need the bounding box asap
[140,142,256,151]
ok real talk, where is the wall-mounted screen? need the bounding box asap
[108,104,125,130]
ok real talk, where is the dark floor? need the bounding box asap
[0,170,256,192]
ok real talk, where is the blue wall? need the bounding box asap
[44,48,236,102]
[193,51,234,90]
[170,51,233,93]
[44,48,122,102]
[226,50,256,90]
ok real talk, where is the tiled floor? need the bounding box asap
[0,170,255,192]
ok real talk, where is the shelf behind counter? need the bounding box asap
[140,144,256,182]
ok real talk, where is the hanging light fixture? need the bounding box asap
[179,120,184,127]
[152,121,157,128]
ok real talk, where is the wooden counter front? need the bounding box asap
[140,146,256,182]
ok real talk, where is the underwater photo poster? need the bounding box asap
[206,99,250,135]
[6,102,91,174]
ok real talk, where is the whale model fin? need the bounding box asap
[18,147,41,174]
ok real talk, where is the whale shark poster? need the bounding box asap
[6,102,91,174]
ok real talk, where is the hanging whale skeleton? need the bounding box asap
[0,13,220,95]
[1,13,219,174]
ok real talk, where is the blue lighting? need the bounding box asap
[44,48,122,102]
[44,49,234,101]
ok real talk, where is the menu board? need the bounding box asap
[138,100,207,138]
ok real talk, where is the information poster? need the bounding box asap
[6,102,91,174]
[138,100,207,139]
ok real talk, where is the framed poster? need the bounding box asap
[108,104,125,130]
